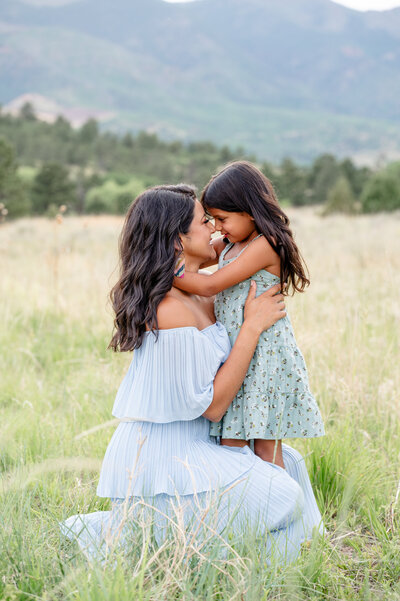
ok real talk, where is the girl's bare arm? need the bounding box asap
[176,236,279,297]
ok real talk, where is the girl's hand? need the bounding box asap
[243,282,285,335]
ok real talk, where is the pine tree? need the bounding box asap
[322,176,358,215]
[32,163,76,214]
[0,138,30,218]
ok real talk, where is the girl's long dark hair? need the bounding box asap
[201,161,310,294]
[109,185,196,351]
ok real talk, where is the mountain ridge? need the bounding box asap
[1,0,400,163]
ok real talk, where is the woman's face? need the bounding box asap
[181,200,216,264]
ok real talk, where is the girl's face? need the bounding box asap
[206,208,256,243]
[180,200,216,263]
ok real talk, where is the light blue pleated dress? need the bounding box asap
[61,322,323,563]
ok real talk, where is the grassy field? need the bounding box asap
[1,209,400,600]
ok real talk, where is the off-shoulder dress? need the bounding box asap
[61,322,322,562]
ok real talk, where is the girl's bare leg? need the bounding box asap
[254,439,285,468]
[220,438,250,448]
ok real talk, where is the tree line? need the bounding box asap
[1,103,400,220]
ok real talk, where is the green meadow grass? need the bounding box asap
[1,211,399,600]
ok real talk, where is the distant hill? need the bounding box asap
[1,0,400,163]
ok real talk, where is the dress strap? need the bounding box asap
[219,241,234,265]
[247,233,263,246]
[222,233,263,263]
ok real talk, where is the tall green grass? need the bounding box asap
[1,211,399,599]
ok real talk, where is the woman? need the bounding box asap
[62,185,322,562]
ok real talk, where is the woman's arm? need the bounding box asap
[175,236,279,297]
[203,282,285,422]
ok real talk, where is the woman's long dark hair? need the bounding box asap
[109,185,196,351]
[201,161,310,294]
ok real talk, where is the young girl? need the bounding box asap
[174,161,324,468]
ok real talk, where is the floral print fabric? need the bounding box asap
[210,242,325,441]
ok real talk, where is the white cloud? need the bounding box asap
[332,0,400,10]
[163,0,400,10]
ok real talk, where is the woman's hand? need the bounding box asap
[204,282,286,423]
[243,282,286,335]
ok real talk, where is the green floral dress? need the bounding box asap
[209,239,325,441]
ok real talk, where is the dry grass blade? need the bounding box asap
[74,419,120,441]
[0,457,102,493]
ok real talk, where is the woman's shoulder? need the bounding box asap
[156,294,198,330]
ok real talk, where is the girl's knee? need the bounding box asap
[254,439,285,468]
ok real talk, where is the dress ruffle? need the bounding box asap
[212,252,325,441]
[97,321,254,498]
[97,419,256,498]
[62,444,322,565]
[112,322,230,423]
[62,321,323,564]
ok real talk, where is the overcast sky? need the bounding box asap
[331,0,400,9]
[164,0,400,10]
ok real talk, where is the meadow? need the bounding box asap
[0,209,399,600]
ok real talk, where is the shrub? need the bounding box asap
[361,163,400,213]
[322,176,359,215]
[85,177,145,214]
